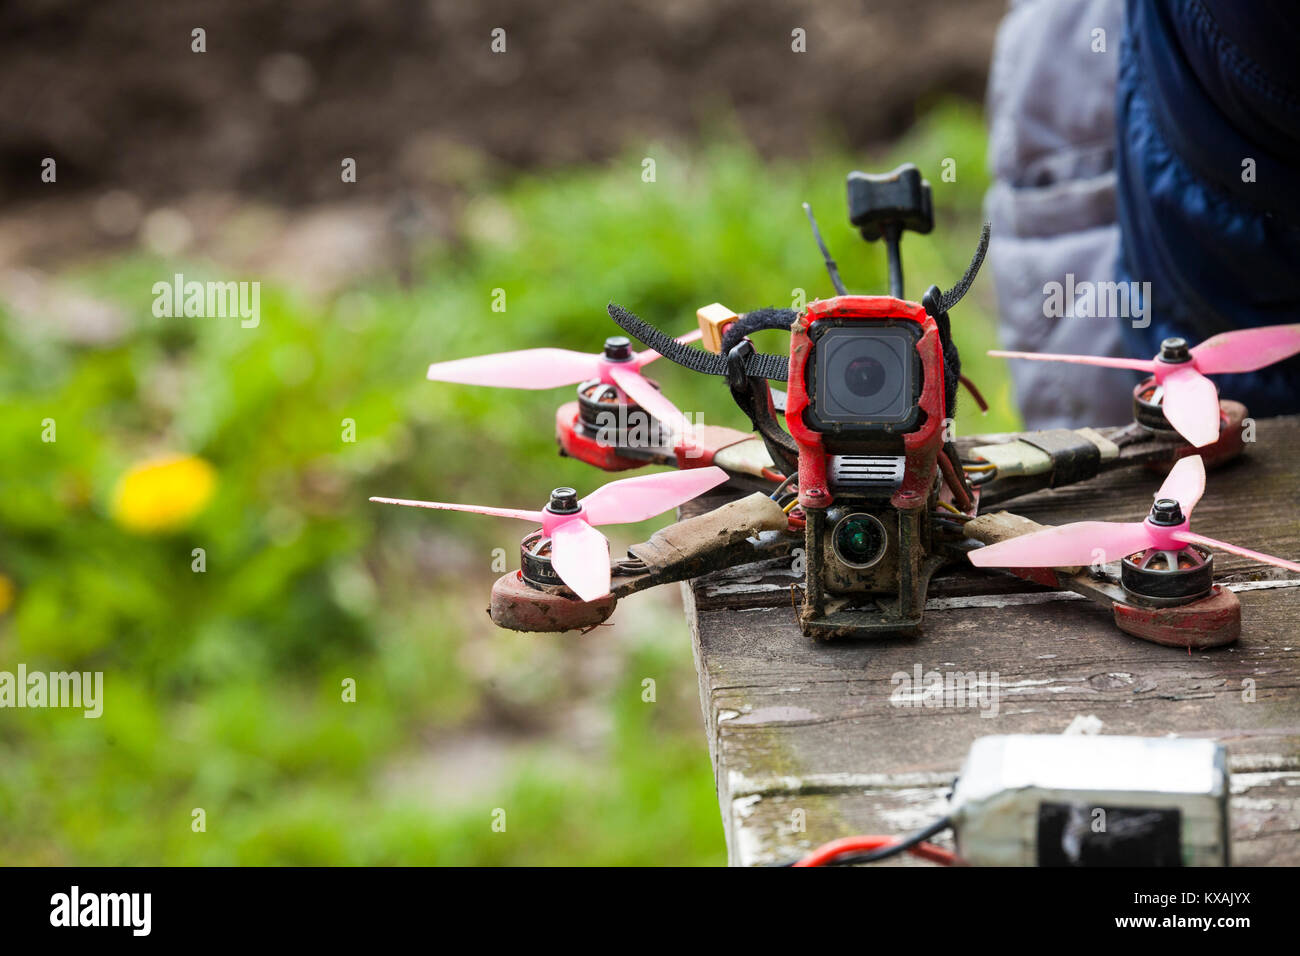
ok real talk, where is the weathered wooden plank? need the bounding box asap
[684,414,1300,866]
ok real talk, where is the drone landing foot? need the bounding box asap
[1111,586,1240,649]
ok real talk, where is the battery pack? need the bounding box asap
[950,735,1229,866]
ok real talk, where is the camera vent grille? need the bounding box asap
[830,455,905,490]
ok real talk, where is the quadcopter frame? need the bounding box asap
[384,163,1294,651]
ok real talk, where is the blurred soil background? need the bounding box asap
[0,0,1012,864]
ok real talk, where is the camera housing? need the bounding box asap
[784,295,950,637]
[786,296,945,507]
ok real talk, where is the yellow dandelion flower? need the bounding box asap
[0,574,14,615]
[111,454,217,534]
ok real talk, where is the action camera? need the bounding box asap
[785,295,947,629]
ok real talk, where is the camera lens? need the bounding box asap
[844,356,887,398]
[814,326,915,424]
[831,512,888,569]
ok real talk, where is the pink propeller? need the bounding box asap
[968,455,1300,574]
[989,324,1300,448]
[370,466,729,602]
[426,329,703,438]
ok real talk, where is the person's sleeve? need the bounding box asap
[985,0,1133,429]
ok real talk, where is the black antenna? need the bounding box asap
[802,202,848,296]
[881,223,904,299]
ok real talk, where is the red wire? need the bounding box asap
[793,835,959,867]
[936,449,973,513]
[958,374,990,413]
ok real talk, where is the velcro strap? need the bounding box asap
[608,303,790,382]
[1019,429,1102,487]
[972,427,1117,485]
[936,222,990,313]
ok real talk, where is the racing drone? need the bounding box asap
[373,163,1300,649]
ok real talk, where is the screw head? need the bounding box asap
[547,487,580,514]
[1149,497,1184,526]
[1159,337,1191,363]
[603,336,632,361]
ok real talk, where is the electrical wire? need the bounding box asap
[791,836,957,867]
[782,499,801,515]
[958,374,990,414]
[789,816,956,867]
[829,816,954,866]
[937,448,973,512]
[933,516,973,533]
[769,473,798,501]
[963,460,997,490]
[802,202,848,296]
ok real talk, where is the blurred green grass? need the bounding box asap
[0,102,1016,865]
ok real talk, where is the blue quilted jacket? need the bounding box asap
[1116,0,1300,416]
